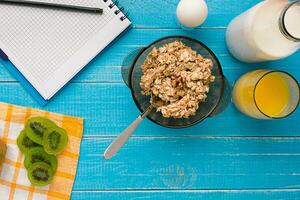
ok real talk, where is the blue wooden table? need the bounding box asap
[1,0,300,199]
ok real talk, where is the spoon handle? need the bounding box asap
[104,116,144,160]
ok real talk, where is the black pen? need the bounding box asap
[0,0,103,14]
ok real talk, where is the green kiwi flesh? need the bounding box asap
[24,147,57,172]
[27,162,54,186]
[17,130,42,154]
[43,126,68,155]
[25,117,57,145]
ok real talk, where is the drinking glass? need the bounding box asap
[232,70,300,119]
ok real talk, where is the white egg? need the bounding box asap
[176,0,208,28]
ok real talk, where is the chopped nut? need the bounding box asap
[140,41,215,119]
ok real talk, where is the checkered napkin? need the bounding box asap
[0,102,83,200]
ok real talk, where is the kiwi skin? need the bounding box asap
[27,162,54,186]
[43,126,68,155]
[24,147,57,172]
[25,117,57,145]
[0,139,6,167]
[17,130,42,154]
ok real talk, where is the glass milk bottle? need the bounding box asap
[226,0,300,63]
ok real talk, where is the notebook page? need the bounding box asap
[0,0,131,99]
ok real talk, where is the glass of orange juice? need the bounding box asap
[232,70,300,119]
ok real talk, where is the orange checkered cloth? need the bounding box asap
[0,102,83,200]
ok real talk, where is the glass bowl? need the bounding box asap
[122,36,231,128]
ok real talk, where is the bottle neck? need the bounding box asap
[279,0,300,42]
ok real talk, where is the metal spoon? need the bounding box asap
[103,103,154,160]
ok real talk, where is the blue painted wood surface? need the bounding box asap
[1,0,300,199]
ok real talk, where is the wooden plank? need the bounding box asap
[1,0,299,197]
[1,29,299,83]
[0,28,226,82]
[72,137,300,190]
[119,0,261,28]
[2,30,299,137]
[71,190,300,200]
[0,82,299,136]
[1,54,299,83]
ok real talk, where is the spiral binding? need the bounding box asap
[103,0,129,21]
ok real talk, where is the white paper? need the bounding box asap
[0,0,131,99]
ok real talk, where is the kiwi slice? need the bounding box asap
[27,162,54,186]
[17,130,42,154]
[24,147,57,172]
[25,117,56,145]
[43,126,68,155]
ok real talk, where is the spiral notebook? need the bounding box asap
[0,0,131,105]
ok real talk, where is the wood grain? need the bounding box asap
[0,0,299,198]
[118,0,261,28]
[1,29,299,83]
[0,29,299,137]
[0,82,299,137]
[72,137,300,190]
[71,189,300,200]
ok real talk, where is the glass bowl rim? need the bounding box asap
[127,35,226,128]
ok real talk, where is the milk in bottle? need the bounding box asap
[226,0,300,63]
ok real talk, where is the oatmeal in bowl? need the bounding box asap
[140,41,215,119]
[122,36,228,128]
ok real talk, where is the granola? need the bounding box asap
[140,41,215,119]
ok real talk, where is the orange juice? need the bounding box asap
[255,72,290,117]
[232,70,298,119]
